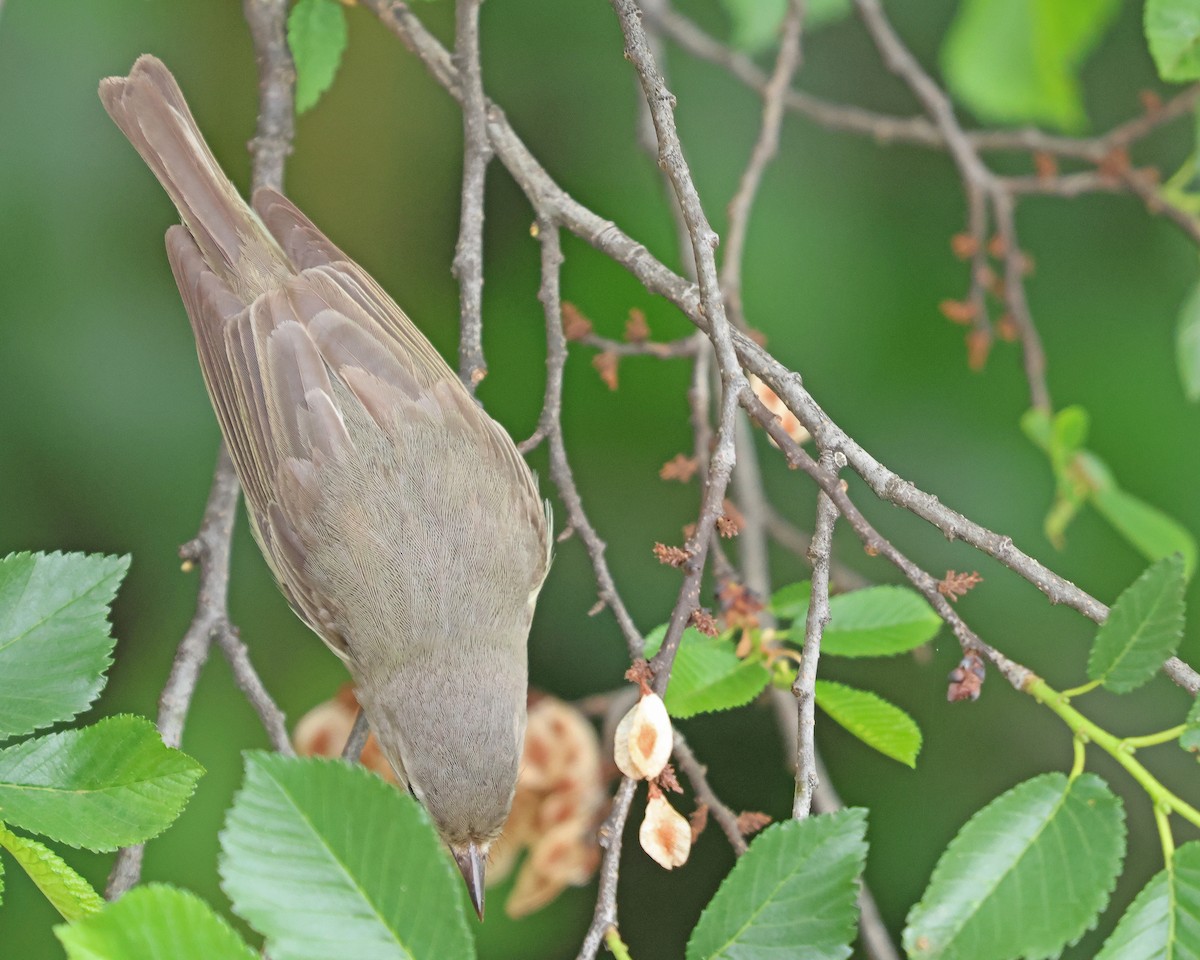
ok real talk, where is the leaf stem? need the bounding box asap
[1028,677,1200,830]
[1070,736,1086,779]
[605,927,633,960]
[1059,679,1100,699]
[1121,725,1186,750]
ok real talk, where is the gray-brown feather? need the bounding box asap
[102,55,552,847]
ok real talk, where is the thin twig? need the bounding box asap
[576,777,638,960]
[217,628,294,754]
[534,219,645,658]
[452,0,491,390]
[341,708,371,761]
[793,451,837,819]
[610,0,751,695]
[673,730,746,855]
[107,448,240,898]
[720,0,805,331]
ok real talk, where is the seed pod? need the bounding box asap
[639,794,692,870]
[614,693,673,780]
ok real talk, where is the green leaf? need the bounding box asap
[717,0,786,52]
[904,772,1126,960]
[0,715,203,850]
[1176,277,1200,401]
[1183,696,1200,754]
[1020,407,1054,452]
[0,822,103,922]
[287,0,348,114]
[0,552,129,741]
[813,681,922,767]
[643,625,769,718]
[1092,483,1198,578]
[824,586,941,657]
[1095,841,1200,959]
[942,0,1121,131]
[686,809,867,960]
[1146,0,1200,82]
[1052,405,1090,470]
[769,580,812,620]
[1087,555,1187,693]
[220,754,473,960]
[57,884,258,960]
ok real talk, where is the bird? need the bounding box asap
[99,55,551,920]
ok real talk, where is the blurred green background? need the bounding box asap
[2,1,1199,957]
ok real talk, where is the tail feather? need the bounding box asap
[99,55,269,281]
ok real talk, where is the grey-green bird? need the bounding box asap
[100,55,551,919]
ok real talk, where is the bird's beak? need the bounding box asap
[453,842,486,921]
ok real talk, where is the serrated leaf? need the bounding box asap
[0,821,104,921]
[0,552,129,741]
[288,0,348,114]
[1088,555,1187,693]
[769,580,812,619]
[0,715,203,850]
[824,586,941,657]
[1146,0,1200,82]
[1176,277,1200,400]
[904,772,1126,960]
[643,625,769,717]
[56,884,258,960]
[1092,485,1198,578]
[1095,841,1200,959]
[219,754,473,960]
[1183,697,1200,754]
[942,0,1121,131]
[814,681,922,767]
[686,809,867,960]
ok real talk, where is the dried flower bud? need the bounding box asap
[614,693,673,780]
[640,794,692,870]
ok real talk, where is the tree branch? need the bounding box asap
[452,0,492,390]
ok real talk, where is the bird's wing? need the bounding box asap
[167,214,551,657]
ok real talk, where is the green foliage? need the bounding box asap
[287,0,348,114]
[56,885,258,960]
[1022,408,1197,574]
[941,0,1121,131]
[1183,697,1200,754]
[1092,483,1199,579]
[823,586,941,657]
[0,823,102,922]
[769,582,941,656]
[686,809,867,960]
[0,552,128,741]
[1087,555,1187,693]
[768,580,812,619]
[814,680,922,767]
[903,772,1126,959]
[0,715,203,851]
[220,754,474,960]
[1145,0,1200,82]
[716,0,785,52]
[643,625,769,717]
[1095,842,1200,958]
[1176,277,1200,401]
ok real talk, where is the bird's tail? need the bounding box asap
[99,55,276,281]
